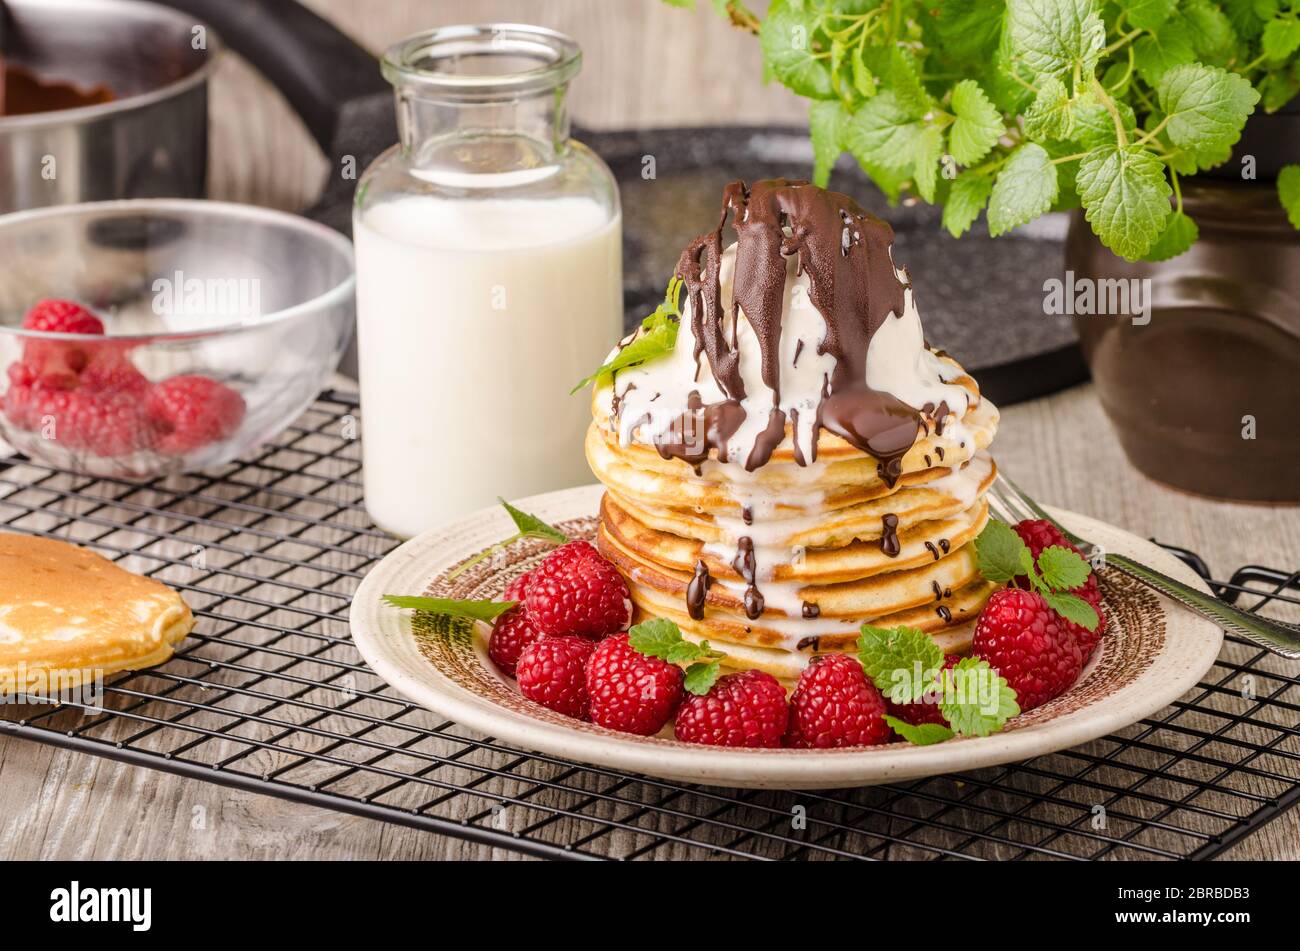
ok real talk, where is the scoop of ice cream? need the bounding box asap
[599,179,973,481]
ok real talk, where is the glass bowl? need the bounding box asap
[0,199,354,477]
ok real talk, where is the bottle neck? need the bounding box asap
[395,85,571,168]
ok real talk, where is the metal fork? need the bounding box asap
[988,475,1300,659]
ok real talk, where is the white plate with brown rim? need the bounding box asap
[349,484,1223,789]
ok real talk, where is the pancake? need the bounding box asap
[0,533,194,694]
[583,180,1002,679]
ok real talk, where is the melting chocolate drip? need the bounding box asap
[802,601,820,619]
[939,538,950,554]
[880,513,901,558]
[741,505,753,525]
[686,559,712,621]
[796,636,822,652]
[937,605,952,623]
[732,536,764,620]
[936,446,945,462]
[649,180,923,478]
[924,541,940,561]
[931,580,943,601]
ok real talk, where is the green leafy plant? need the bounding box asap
[667,0,1300,261]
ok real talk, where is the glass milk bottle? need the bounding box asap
[354,25,622,538]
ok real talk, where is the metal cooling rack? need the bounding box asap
[1,390,1298,861]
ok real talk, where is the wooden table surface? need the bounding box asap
[1,0,1298,861]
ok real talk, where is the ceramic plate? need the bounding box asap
[350,485,1223,789]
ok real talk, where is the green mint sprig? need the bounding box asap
[973,518,1101,633]
[858,623,1021,742]
[572,277,683,394]
[446,499,568,580]
[665,0,1300,262]
[627,616,725,695]
[382,595,516,622]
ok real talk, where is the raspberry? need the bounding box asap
[11,385,155,456]
[1012,518,1105,656]
[515,635,595,720]
[674,669,789,748]
[884,653,961,728]
[525,540,631,638]
[487,606,543,677]
[146,375,245,454]
[972,587,1084,712]
[1071,585,1107,660]
[22,299,104,335]
[585,633,683,735]
[503,568,537,603]
[785,654,891,748]
[1012,518,1100,602]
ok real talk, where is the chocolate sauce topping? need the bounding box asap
[801,601,821,619]
[687,559,712,621]
[880,513,901,558]
[651,180,923,478]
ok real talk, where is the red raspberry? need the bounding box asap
[515,635,595,720]
[525,540,631,638]
[22,299,104,335]
[585,633,683,736]
[972,587,1084,712]
[1012,518,1105,655]
[785,654,890,748]
[146,375,246,454]
[674,669,789,748]
[1012,518,1100,602]
[487,606,543,677]
[503,568,537,603]
[13,386,155,456]
[884,653,961,728]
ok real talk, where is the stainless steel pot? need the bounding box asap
[0,0,217,212]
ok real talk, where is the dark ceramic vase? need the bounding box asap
[1066,104,1300,502]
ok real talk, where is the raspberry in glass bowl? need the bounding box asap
[0,200,354,477]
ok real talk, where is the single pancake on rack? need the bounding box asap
[0,533,193,693]
[584,179,1000,682]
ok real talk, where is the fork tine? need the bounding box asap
[994,475,1093,553]
[989,480,1035,523]
[985,490,1023,526]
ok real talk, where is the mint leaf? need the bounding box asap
[857,624,943,703]
[988,143,1059,237]
[890,47,934,117]
[851,55,876,98]
[1279,164,1300,228]
[572,277,681,392]
[1223,0,1267,39]
[845,90,926,172]
[1133,19,1195,86]
[1262,16,1300,61]
[1006,0,1107,78]
[499,498,567,544]
[913,125,945,203]
[1071,90,1137,148]
[1181,0,1237,63]
[1077,144,1172,260]
[382,595,516,622]
[683,660,722,696]
[949,80,1004,165]
[627,616,723,682]
[939,658,1021,737]
[974,517,1033,584]
[1042,590,1101,631]
[627,617,686,658]
[942,173,994,238]
[883,715,955,746]
[809,100,847,188]
[1143,210,1199,260]
[1024,75,1074,140]
[760,0,834,100]
[1119,0,1178,31]
[935,0,1006,61]
[1036,545,1092,591]
[1157,64,1259,170]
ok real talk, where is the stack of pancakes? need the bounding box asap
[589,369,999,682]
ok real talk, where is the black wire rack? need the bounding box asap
[1,390,1298,861]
